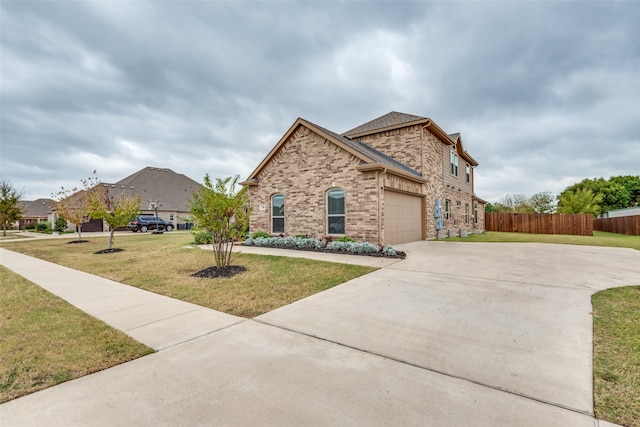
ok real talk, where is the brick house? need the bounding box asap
[56,167,203,232]
[242,112,485,245]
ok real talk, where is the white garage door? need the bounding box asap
[384,190,423,244]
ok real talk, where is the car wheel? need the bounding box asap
[141,226,148,233]
[166,225,173,232]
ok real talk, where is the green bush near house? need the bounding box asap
[35,221,50,232]
[54,217,68,232]
[251,230,271,239]
[191,230,213,244]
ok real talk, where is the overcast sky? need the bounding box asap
[2,1,639,202]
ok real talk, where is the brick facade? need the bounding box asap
[244,114,485,244]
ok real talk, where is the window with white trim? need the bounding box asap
[474,202,479,224]
[450,150,458,176]
[445,199,451,220]
[271,194,284,233]
[327,189,345,234]
[466,164,471,183]
[465,203,470,224]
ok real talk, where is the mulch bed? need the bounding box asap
[67,240,89,244]
[93,248,125,254]
[192,265,247,279]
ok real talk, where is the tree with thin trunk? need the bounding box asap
[52,174,100,242]
[0,179,23,237]
[188,175,249,268]
[87,180,141,250]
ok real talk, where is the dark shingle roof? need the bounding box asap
[105,167,203,212]
[342,111,428,137]
[19,198,55,218]
[305,120,422,178]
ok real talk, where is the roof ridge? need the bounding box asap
[342,111,429,136]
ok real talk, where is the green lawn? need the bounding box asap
[0,266,153,403]
[0,232,376,317]
[440,230,640,250]
[592,286,640,427]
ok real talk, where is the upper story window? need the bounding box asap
[327,189,345,234]
[466,164,471,183]
[450,150,458,176]
[271,194,284,233]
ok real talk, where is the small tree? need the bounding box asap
[52,174,100,242]
[557,188,603,216]
[87,183,141,250]
[0,179,24,236]
[188,175,249,268]
[54,217,68,232]
[529,191,556,214]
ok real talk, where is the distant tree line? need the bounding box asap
[486,175,640,216]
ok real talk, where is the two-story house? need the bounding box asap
[242,112,485,244]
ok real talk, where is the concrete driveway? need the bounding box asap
[1,242,638,426]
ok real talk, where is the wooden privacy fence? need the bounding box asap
[485,212,593,236]
[594,216,640,236]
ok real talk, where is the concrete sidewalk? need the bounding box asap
[0,248,243,351]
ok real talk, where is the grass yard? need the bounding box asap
[0,266,153,403]
[0,232,376,317]
[440,230,640,250]
[592,286,640,427]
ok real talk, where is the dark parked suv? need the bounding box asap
[127,215,174,232]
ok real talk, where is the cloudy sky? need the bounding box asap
[2,1,639,202]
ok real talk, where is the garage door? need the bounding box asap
[384,190,423,244]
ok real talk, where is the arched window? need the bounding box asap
[327,189,345,234]
[271,194,284,233]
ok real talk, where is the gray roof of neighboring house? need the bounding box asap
[104,167,203,212]
[342,111,428,137]
[19,198,55,218]
[306,120,422,178]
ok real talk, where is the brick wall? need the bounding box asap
[247,125,381,242]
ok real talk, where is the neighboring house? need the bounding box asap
[599,207,640,218]
[59,167,203,232]
[17,198,55,229]
[242,111,485,245]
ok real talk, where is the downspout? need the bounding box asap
[378,168,387,245]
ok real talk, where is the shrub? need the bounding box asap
[36,221,50,232]
[337,236,355,243]
[382,245,397,256]
[326,241,381,254]
[243,235,402,258]
[54,217,68,232]
[251,230,271,239]
[192,230,213,244]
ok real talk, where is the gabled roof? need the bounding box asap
[242,118,424,185]
[448,133,479,166]
[103,167,203,212]
[19,198,55,218]
[342,111,456,146]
